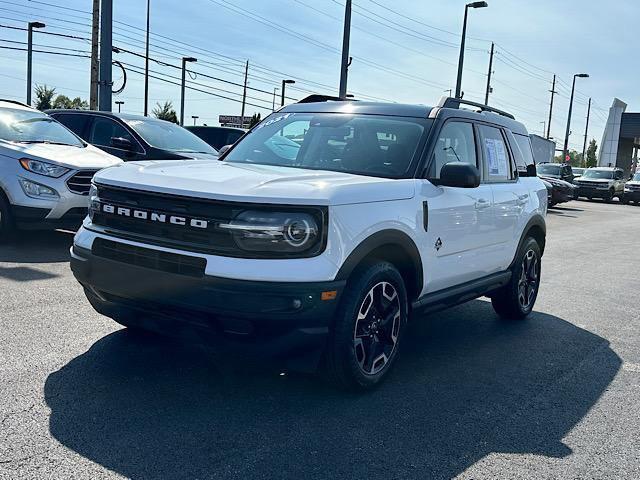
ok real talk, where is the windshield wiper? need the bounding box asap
[18,140,77,146]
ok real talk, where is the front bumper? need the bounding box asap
[576,185,613,198]
[12,205,87,230]
[70,242,345,368]
[623,190,640,201]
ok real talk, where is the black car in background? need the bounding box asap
[47,110,218,161]
[622,172,640,204]
[540,175,577,207]
[185,126,245,150]
[537,162,574,183]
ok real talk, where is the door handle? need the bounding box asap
[518,194,529,200]
[475,198,491,209]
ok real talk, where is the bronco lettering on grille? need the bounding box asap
[101,203,208,229]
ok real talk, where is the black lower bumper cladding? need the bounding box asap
[71,241,345,369]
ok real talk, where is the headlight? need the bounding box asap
[19,158,70,178]
[219,209,324,256]
[88,183,99,220]
[19,178,59,198]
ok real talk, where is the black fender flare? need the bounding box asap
[510,214,546,268]
[335,229,423,299]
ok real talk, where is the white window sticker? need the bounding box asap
[485,138,508,177]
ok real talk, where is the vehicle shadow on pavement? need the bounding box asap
[44,300,621,480]
[0,230,73,263]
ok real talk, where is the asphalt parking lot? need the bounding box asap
[1,200,640,479]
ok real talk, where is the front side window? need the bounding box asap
[90,117,135,147]
[125,118,218,154]
[478,125,513,181]
[0,108,84,147]
[225,113,428,178]
[428,121,477,179]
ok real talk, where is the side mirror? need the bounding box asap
[439,162,480,188]
[218,144,232,156]
[526,164,537,177]
[110,136,134,151]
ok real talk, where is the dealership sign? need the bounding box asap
[219,115,252,125]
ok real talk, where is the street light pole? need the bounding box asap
[272,87,278,111]
[281,79,295,107]
[455,2,487,99]
[582,97,591,167]
[192,115,198,126]
[26,21,45,106]
[115,100,124,113]
[563,73,589,162]
[180,56,197,126]
[143,0,150,116]
[338,0,352,98]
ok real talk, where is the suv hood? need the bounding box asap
[0,141,121,169]
[94,160,416,206]
[577,178,613,184]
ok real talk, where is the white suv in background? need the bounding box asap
[71,96,547,390]
[0,100,121,239]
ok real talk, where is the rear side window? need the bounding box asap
[428,121,477,179]
[513,133,535,172]
[53,113,88,137]
[478,125,513,181]
[225,130,244,145]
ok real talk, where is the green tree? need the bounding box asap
[248,112,261,128]
[34,84,56,110]
[52,95,88,110]
[152,101,178,123]
[586,139,598,167]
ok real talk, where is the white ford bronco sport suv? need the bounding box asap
[71,96,547,390]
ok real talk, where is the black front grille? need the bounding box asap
[92,238,206,277]
[626,184,640,191]
[67,170,98,195]
[90,183,326,258]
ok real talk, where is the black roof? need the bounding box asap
[45,109,170,123]
[280,98,529,135]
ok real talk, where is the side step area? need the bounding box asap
[411,271,511,316]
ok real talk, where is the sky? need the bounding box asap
[0,0,638,153]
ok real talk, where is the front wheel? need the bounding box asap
[323,262,408,391]
[491,237,542,319]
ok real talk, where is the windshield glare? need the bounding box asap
[582,169,613,179]
[537,164,561,175]
[224,113,428,178]
[0,108,83,146]
[124,118,217,154]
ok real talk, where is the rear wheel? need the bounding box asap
[491,237,541,319]
[0,193,15,243]
[605,189,615,203]
[323,262,408,391]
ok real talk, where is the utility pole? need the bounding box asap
[272,87,278,111]
[546,74,556,139]
[89,0,99,110]
[26,21,45,106]
[484,42,494,105]
[143,0,150,116]
[582,97,591,167]
[338,0,351,99]
[180,56,197,126]
[98,0,113,111]
[240,60,248,129]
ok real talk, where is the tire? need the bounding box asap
[622,197,630,205]
[323,262,408,391]
[0,192,15,243]
[491,237,542,320]
[605,189,615,203]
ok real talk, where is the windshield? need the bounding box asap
[572,168,584,175]
[225,112,428,178]
[124,118,217,154]
[537,164,561,175]
[633,173,640,181]
[582,169,613,179]
[0,107,84,147]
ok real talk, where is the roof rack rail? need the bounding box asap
[0,98,32,108]
[297,94,351,104]
[438,96,514,120]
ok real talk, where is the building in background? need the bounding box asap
[598,98,640,175]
